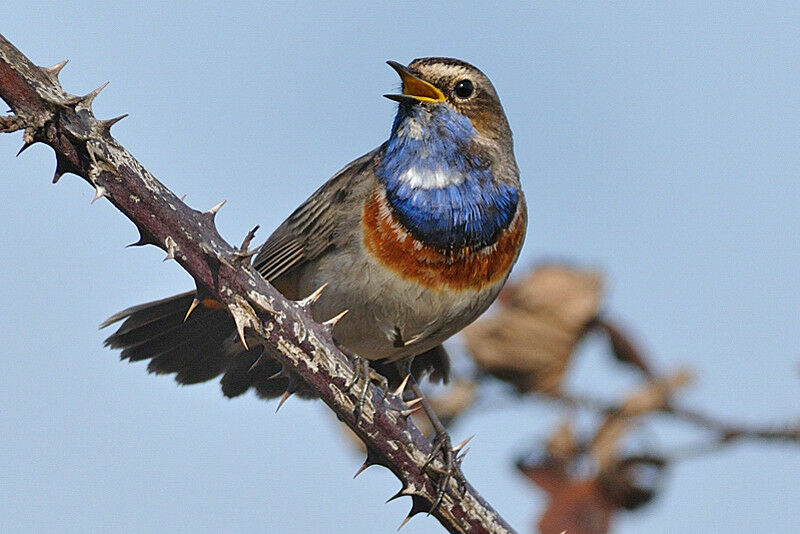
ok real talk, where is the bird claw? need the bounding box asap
[423,431,468,512]
[345,353,388,424]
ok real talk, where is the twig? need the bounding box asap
[552,391,800,444]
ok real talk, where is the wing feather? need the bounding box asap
[253,148,380,282]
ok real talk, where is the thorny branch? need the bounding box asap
[0,34,515,534]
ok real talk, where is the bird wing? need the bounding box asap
[253,147,381,283]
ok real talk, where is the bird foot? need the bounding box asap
[422,430,468,512]
[345,353,388,424]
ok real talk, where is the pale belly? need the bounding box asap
[297,246,506,362]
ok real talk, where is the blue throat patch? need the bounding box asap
[377,105,518,250]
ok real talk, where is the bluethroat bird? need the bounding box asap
[103,57,526,502]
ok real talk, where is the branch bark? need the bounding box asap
[0,33,515,534]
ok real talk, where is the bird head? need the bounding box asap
[385,57,512,144]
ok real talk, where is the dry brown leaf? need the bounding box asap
[463,265,603,393]
[619,368,693,417]
[547,419,579,461]
[518,458,568,496]
[598,455,667,511]
[520,418,667,532]
[536,478,615,534]
[590,414,633,472]
[519,451,615,534]
[520,449,665,533]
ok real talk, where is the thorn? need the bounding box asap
[91,184,107,203]
[247,354,267,373]
[239,225,259,250]
[80,81,109,108]
[43,59,68,79]
[353,458,372,479]
[386,489,404,503]
[400,406,423,418]
[398,515,413,531]
[233,225,260,264]
[179,194,187,202]
[126,233,151,247]
[411,494,434,519]
[398,498,427,533]
[297,282,328,310]
[183,298,200,322]
[387,483,417,503]
[226,298,259,352]
[22,127,34,145]
[234,249,259,262]
[404,397,423,408]
[99,114,128,132]
[207,199,226,216]
[452,434,475,452]
[59,94,83,107]
[163,236,177,261]
[52,154,71,184]
[276,391,292,412]
[235,318,249,351]
[264,367,287,380]
[392,374,411,398]
[457,447,471,461]
[16,141,33,157]
[322,309,349,329]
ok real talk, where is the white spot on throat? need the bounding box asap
[397,118,424,140]
[398,166,465,189]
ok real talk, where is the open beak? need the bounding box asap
[384,60,446,105]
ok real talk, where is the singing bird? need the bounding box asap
[103,57,526,493]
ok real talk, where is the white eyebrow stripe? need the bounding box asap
[427,65,471,80]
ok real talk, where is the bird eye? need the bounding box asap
[453,79,474,99]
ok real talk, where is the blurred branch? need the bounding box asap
[551,390,800,447]
[589,317,654,378]
[668,404,800,442]
[459,264,800,532]
[0,34,515,534]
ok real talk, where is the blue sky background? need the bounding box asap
[1,2,799,532]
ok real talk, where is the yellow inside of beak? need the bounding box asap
[398,71,446,102]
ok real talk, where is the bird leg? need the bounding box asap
[396,360,467,512]
[340,346,388,423]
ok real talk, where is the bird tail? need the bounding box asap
[101,291,291,398]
